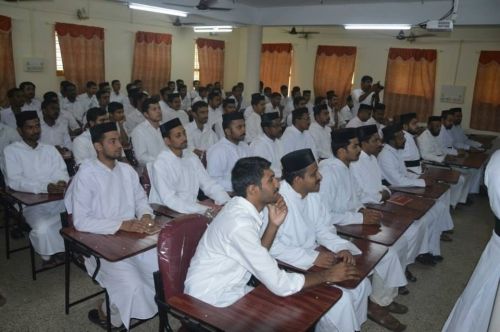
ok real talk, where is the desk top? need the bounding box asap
[468,134,497,149]
[60,216,172,262]
[336,211,414,246]
[445,153,489,169]
[2,188,64,206]
[424,167,461,184]
[168,284,342,332]
[390,183,449,200]
[366,192,435,220]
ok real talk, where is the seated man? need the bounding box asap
[185,157,362,331]
[250,113,284,178]
[0,116,21,177]
[131,97,166,166]
[244,93,266,144]
[308,104,333,160]
[449,107,483,151]
[280,107,317,158]
[161,93,189,125]
[20,81,41,113]
[207,112,250,192]
[4,111,68,264]
[39,99,72,152]
[108,102,130,149]
[211,97,234,140]
[124,89,147,134]
[149,118,229,214]
[378,124,454,260]
[372,103,386,137]
[60,83,86,130]
[73,108,108,165]
[185,101,218,159]
[264,92,281,115]
[346,104,377,128]
[65,122,157,329]
[1,88,25,129]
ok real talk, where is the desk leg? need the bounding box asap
[105,290,112,332]
[30,241,36,281]
[4,202,10,260]
[64,244,70,315]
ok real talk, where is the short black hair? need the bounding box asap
[271,92,281,98]
[129,88,147,108]
[160,87,170,96]
[231,157,271,198]
[314,104,328,117]
[98,82,110,90]
[43,91,58,102]
[41,98,58,110]
[280,85,288,90]
[96,89,109,99]
[192,101,208,113]
[222,98,235,108]
[111,80,120,85]
[293,96,305,106]
[167,93,180,103]
[361,75,373,83]
[86,81,97,88]
[86,107,107,123]
[19,81,35,90]
[108,102,124,114]
[208,92,220,101]
[141,96,160,114]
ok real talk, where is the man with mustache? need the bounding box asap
[185,101,218,159]
[39,98,72,152]
[149,118,229,215]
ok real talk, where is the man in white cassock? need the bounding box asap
[65,122,158,330]
[185,157,363,332]
[4,111,68,264]
[372,103,386,138]
[244,94,266,144]
[250,113,284,178]
[206,92,223,139]
[281,107,318,159]
[346,104,377,129]
[266,148,371,332]
[149,118,229,215]
[317,128,409,332]
[124,89,147,134]
[73,108,109,165]
[185,101,218,158]
[351,75,382,117]
[284,95,307,126]
[264,92,281,115]
[207,112,250,192]
[131,97,166,166]
[309,104,333,160]
[60,83,86,129]
[0,119,20,176]
[417,116,471,207]
[20,81,41,113]
[110,80,127,105]
[442,149,500,332]
[448,108,483,151]
[377,124,455,264]
[77,81,99,111]
[1,88,25,129]
[160,93,189,125]
[39,99,72,151]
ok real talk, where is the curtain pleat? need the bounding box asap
[0,15,16,107]
[196,38,224,86]
[259,43,292,92]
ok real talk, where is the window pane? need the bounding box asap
[55,32,64,72]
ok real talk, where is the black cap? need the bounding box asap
[382,123,403,142]
[261,112,280,127]
[15,111,39,128]
[251,93,264,105]
[160,118,182,137]
[281,149,316,173]
[313,103,328,116]
[441,110,453,118]
[331,128,357,144]
[399,112,417,125]
[292,107,309,118]
[428,116,441,123]
[357,125,378,143]
[374,103,385,110]
[358,104,373,112]
[449,107,462,114]
[222,111,244,125]
[90,122,118,143]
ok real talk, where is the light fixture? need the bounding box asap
[193,26,233,33]
[344,24,411,30]
[129,2,188,17]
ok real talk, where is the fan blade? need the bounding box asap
[162,2,194,8]
[299,31,319,34]
[205,7,232,10]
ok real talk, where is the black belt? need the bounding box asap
[495,217,500,237]
[405,159,422,167]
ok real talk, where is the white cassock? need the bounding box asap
[207,106,224,140]
[318,157,407,307]
[326,105,337,128]
[417,129,470,206]
[0,107,19,129]
[22,99,41,113]
[181,95,192,111]
[374,120,385,138]
[206,138,250,192]
[267,181,369,332]
[308,122,333,160]
[77,93,98,111]
[281,125,318,159]
[65,159,157,329]
[149,149,230,214]
[185,196,305,306]
[443,151,500,332]
[185,121,218,152]
[249,134,284,178]
[4,141,68,256]
[282,100,295,126]
[40,117,73,150]
[110,91,127,105]
[378,144,454,256]
[124,106,144,134]
[160,105,190,126]
[401,130,423,174]
[450,125,482,150]
[345,116,377,129]
[244,110,263,144]
[264,103,280,114]
[0,123,21,174]
[61,98,86,125]
[351,89,374,117]
[72,130,96,165]
[130,120,166,166]
[339,105,354,127]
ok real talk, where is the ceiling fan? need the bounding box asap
[396,30,436,42]
[162,0,232,11]
[285,26,320,38]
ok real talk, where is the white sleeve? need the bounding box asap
[63,129,73,151]
[73,137,94,165]
[131,128,156,165]
[196,158,230,205]
[4,149,49,193]
[207,145,232,192]
[130,167,154,218]
[378,151,425,187]
[417,134,446,163]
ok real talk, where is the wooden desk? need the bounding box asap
[423,167,460,184]
[336,211,414,246]
[445,153,489,169]
[60,216,172,262]
[168,284,342,332]
[468,134,497,149]
[2,188,64,206]
[366,192,435,220]
[390,183,449,200]
[151,203,184,219]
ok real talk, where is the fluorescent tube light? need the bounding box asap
[193,26,233,33]
[344,24,411,30]
[129,3,188,17]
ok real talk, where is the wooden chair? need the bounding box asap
[154,214,210,332]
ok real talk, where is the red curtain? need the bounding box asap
[55,23,105,93]
[132,31,172,96]
[0,15,15,107]
[313,45,356,102]
[196,38,225,86]
[260,43,293,92]
[383,47,437,119]
[470,51,500,132]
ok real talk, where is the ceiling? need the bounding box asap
[236,0,443,7]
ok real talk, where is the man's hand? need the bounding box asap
[120,219,150,233]
[267,194,288,227]
[323,262,361,283]
[314,251,337,268]
[380,190,391,202]
[336,250,356,266]
[362,209,382,225]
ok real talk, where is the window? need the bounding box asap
[55,31,64,76]
[194,43,200,81]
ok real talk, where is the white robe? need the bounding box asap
[72,130,96,165]
[207,106,224,140]
[450,125,482,150]
[0,123,21,175]
[280,125,318,159]
[110,91,127,105]
[266,181,369,332]
[351,89,375,117]
[160,105,190,126]
[61,97,86,125]
[124,106,145,134]
[244,110,263,144]
[4,141,68,256]
[130,120,166,166]
[401,130,423,174]
[0,107,19,129]
[249,134,284,178]
[308,122,333,160]
[185,121,218,152]
[22,98,41,113]
[345,116,377,129]
[65,159,157,329]
[76,93,98,111]
[206,138,250,192]
[149,149,229,214]
[264,103,280,114]
[339,105,354,127]
[40,117,72,150]
[185,196,305,307]
[437,125,459,156]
